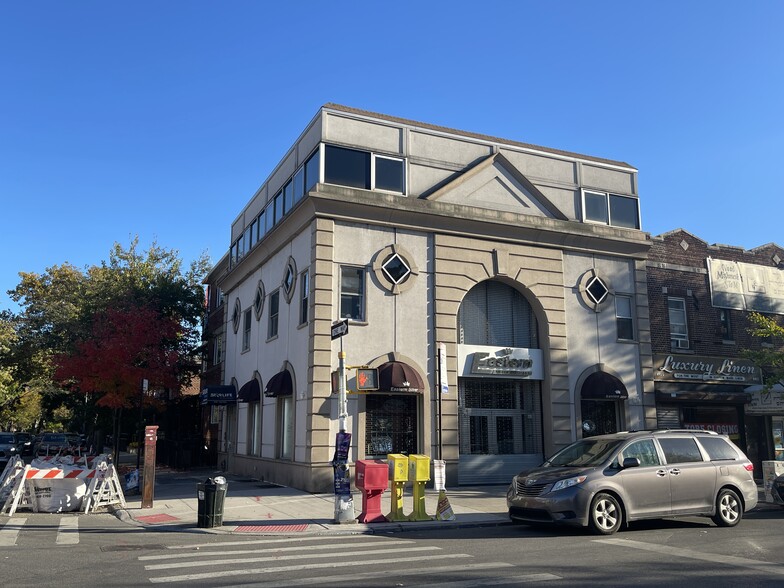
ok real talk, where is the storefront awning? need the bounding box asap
[378,361,424,393]
[238,379,261,403]
[581,371,628,400]
[265,370,293,397]
[200,385,236,405]
[656,383,750,404]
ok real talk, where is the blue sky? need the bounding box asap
[2,1,782,311]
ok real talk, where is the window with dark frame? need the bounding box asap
[242,308,252,352]
[615,295,634,340]
[340,266,365,321]
[668,297,689,349]
[299,270,309,325]
[268,290,280,339]
[719,308,733,340]
[583,190,640,229]
[325,145,371,189]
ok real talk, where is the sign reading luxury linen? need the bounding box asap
[654,354,761,386]
[459,345,544,379]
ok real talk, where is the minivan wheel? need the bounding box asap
[588,492,622,535]
[712,488,742,527]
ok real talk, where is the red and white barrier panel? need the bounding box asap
[25,468,97,480]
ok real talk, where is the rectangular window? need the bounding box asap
[668,297,689,349]
[615,295,634,340]
[265,201,274,233]
[374,155,405,193]
[719,308,733,340]
[293,166,305,203]
[243,225,253,254]
[268,290,280,339]
[582,189,640,229]
[659,437,704,464]
[248,220,257,250]
[304,148,320,192]
[242,308,252,352]
[258,209,267,240]
[213,334,223,365]
[340,266,365,321]
[273,191,283,224]
[299,270,309,325]
[248,401,261,456]
[279,395,294,460]
[236,235,245,260]
[283,180,294,213]
[325,145,371,190]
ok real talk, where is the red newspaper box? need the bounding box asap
[355,459,389,523]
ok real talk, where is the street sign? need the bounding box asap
[331,319,349,340]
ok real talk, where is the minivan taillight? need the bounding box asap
[743,462,754,472]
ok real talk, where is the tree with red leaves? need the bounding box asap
[55,305,184,410]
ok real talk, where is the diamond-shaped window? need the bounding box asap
[382,253,411,285]
[284,265,295,295]
[586,276,609,305]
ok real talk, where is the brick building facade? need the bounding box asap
[647,229,784,474]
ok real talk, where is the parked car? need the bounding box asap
[0,432,19,465]
[772,473,784,507]
[33,432,71,457]
[65,433,88,454]
[507,429,757,535]
[13,432,34,456]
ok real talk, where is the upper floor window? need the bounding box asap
[299,270,310,326]
[340,266,365,321]
[615,295,634,341]
[213,334,223,365]
[582,190,640,229]
[242,308,252,352]
[325,145,405,194]
[668,297,689,349]
[718,308,733,341]
[268,290,280,339]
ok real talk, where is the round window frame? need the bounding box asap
[372,244,419,295]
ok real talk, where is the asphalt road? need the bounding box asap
[2,507,784,587]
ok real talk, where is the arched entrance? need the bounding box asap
[580,370,628,437]
[456,280,545,484]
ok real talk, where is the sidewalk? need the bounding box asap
[111,466,511,535]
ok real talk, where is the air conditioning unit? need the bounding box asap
[671,338,689,349]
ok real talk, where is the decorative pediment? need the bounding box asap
[423,153,567,220]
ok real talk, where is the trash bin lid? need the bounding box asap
[214,476,227,485]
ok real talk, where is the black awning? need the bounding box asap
[200,385,236,405]
[582,371,628,400]
[655,383,749,404]
[265,370,293,397]
[378,361,424,393]
[237,379,261,403]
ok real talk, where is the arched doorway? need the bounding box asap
[456,280,544,484]
[580,370,628,437]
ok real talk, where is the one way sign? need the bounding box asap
[331,319,349,340]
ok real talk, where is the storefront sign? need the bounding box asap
[654,354,761,386]
[746,389,784,415]
[458,345,543,379]
[708,258,784,315]
[683,422,739,436]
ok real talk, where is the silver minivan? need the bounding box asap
[507,429,758,534]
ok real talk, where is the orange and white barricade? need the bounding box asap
[0,454,125,515]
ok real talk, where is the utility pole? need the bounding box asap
[330,319,355,523]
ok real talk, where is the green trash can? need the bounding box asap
[197,476,228,528]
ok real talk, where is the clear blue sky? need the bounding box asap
[2,1,782,311]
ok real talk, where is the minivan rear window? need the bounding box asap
[698,436,740,461]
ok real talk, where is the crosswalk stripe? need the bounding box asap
[149,553,474,583]
[56,516,79,545]
[145,545,441,571]
[223,563,536,588]
[0,518,26,546]
[415,573,562,587]
[164,533,393,550]
[139,538,414,561]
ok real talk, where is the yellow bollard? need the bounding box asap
[407,454,432,521]
[386,454,409,522]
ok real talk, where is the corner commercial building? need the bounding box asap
[202,104,655,491]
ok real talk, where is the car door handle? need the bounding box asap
[656,469,667,477]
[669,468,681,476]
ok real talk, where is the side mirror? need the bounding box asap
[622,457,641,469]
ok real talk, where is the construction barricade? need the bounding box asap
[0,453,126,516]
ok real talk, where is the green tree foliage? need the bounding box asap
[745,312,784,386]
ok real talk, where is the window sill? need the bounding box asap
[722,339,736,346]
